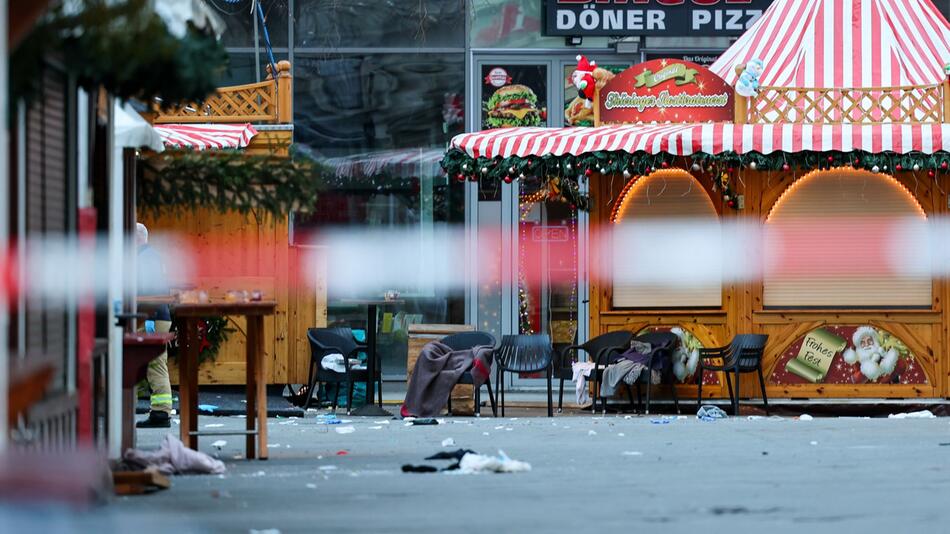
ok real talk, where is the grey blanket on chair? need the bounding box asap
[403,341,487,418]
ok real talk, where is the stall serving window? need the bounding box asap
[610,170,722,308]
[763,169,931,309]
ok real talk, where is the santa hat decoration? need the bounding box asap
[575,55,596,74]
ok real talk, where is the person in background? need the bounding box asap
[135,222,174,428]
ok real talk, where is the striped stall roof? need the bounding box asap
[710,0,950,88]
[450,124,950,159]
[154,123,258,150]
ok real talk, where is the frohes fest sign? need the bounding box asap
[545,0,772,37]
[594,59,734,125]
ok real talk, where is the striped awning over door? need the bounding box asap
[450,123,950,159]
[154,123,258,150]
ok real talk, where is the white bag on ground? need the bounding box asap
[124,434,226,475]
[458,450,531,474]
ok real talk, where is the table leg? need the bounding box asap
[245,316,258,459]
[121,387,135,454]
[178,318,195,449]
[252,316,268,460]
[350,304,390,416]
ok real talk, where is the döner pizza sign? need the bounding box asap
[595,59,734,125]
[544,0,772,37]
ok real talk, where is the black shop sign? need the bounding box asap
[544,0,773,37]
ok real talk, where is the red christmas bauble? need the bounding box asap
[468,175,479,182]
[896,164,903,171]
[727,200,736,208]
[503,175,513,184]
[827,156,834,163]
[456,173,465,183]
[584,168,592,176]
[942,161,949,170]
[928,170,936,178]
[782,163,791,171]
[661,161,669,168]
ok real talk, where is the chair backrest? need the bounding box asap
[632,331,678,352]
[307,327,359,358]
[580,331,634,361]
[729,334,768,369]
[440,331,496,351]
[496,334,555,373]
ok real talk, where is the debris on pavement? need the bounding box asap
[799,414,814,421]
[457,450,531,474]
[697,405,728,421]
[334,426,356,434]
[441,438,455,447]
[124,435,226,475]
[888,410,936,419]
[622,451,643,456]
[315,414,342,425]
[211,440,227,450]
[411,418,439,425]
[197,404,218,413]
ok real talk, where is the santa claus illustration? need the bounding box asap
[842,326,899,382]
[670,327,700,383]
[571,55,597,108]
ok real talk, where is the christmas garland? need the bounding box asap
[139,150,323,218]
[167,317,235,366]
[442,148,950,211]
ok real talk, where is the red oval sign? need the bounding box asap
[595,59,734,125]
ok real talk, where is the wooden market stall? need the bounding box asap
[443,0,950,401]
[141,60,327,385]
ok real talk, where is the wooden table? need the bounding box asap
[339,298,403,417]
[173,301,277,460]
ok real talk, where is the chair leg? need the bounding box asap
[447,394,453,415]
[346,381,354,416]
[733,368,740,416]
[558,375,565,413]
[697,370,703,411]
[757,366,770,416]
[547,366,554,418]
[724,371,734,406]
[302,361,318,411]
[625,384,635,412]
[636,383,643,415]
[377,376,383,407]
[591,365,599,414]
[486,378,498,417]
[498,368,505,418]
[474,384,481,417]
[645,377,652,415]
[331,382,340,411]
[670,379,680,414]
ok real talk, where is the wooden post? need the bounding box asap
[276,60,293,124]
[944,78,950,123]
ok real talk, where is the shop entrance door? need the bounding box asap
[470,54,636,390]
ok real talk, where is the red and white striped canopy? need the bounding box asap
[154,123,258,150]
[710,0,950,88]
[450,124,950,159]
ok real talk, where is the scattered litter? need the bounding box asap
[402,449,476,473]
[746,416,765,420]
[441,438,455,447]
[809,441,819,445]
[315,414,342,425]
[402,464,438,473]
[124,435,226,475]
[172,419,180,425]
[204,423,224,428]
[170,409,177,415]
[368,426,383,430]
[761,451,768,456]
[622,451,643,456]
[505,427,513,431]
[249,529,280,534]
[318,465,337,471]
[458,450,531,474]
[374,420,391,425]
[939,443,950,446]
[411,418,439,426]
[335,426,356,434]
[211,440,227,449]
[588,430,597,436]
[305,483,317,489]
[697,405,728,421]
[335,450,348,456]
[650,418,672,425]
[618,433,625,437]
[269,444,280,449]
[676,415,688,420]
[482,432,490,436]
[623,415,633,419]
[799,414,814,421]
[197,404,218,413]
[494,426,505,430]
[888,410,936,419]
[426,449,476,461]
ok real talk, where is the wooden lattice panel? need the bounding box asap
[153,79,278,124]
[749,84,944,124]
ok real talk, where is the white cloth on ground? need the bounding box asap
[321,354,365,373]
[457,450,531,474]
[571,361,596,406]
[124,434,226,475]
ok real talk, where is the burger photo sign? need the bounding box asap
[481,65,547,129]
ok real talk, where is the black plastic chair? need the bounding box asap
[622,331,681,415]
[495,334,556,417]
[696,334,769,415]
[305,327,383,414]
[440,331,497,417]
[556,331,633,412]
